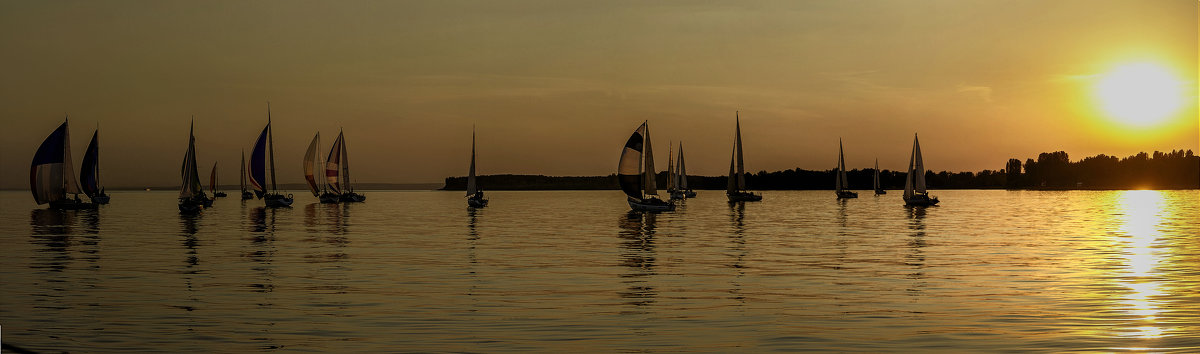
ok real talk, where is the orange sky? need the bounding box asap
[1,0,1196,189]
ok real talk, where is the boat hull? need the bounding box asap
[213,192,227,198]
[264,193,294,208]
[49,199,97,210]
[340,192,366,203]
[467,197,489,208]
[684,190,696,198]
[669,190,686,200]
[727,191,762,202]
[903,194,939,206]
[90,193,111,205]
[836,190,858,199]
[178,197,205,214]
[875,189,887,195]
[629,196,675,212]
[319,192,341,204]
[241,191,255,200]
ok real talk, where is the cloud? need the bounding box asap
[956,85,994,103]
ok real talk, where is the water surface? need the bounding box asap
[2,190,1198,351]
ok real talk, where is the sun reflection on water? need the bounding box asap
[1112,190,1167,340]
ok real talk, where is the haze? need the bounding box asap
[1,0,1196,189]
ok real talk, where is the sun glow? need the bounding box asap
[1093,62,1185,128]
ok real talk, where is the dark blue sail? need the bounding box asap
[30,122,69,203]
[80,130,100,197]
[250,125,268,198]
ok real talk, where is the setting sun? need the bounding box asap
[1094,62,1185,128]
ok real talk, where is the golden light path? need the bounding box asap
[1094,62,1185,128]
[1113,190,1167,341]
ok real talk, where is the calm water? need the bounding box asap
[1,190,1198,352]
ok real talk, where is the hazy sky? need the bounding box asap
[1,0,1196,189]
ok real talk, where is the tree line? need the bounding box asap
[444,150,1199,190]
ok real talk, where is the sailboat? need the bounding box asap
[326,130,366,203]
[726,112,762,202]
[678,142,696,198]
[30,117,95,210]
[466,128,488,208]
[80,127,110,204]
[903,133,939,206]
[666,142,684,200]
[618,121,675,212]
[240,150,254,200]
[179,119,209,213]
[304,132,340,203]
[210,162,227,198]
[249,104,294,208]
[874,159,886,195]
[835,138,858,199]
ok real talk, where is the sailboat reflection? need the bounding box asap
[29,209,73,273]
[728,202,746,303]
[617,211,658,308]
[905,206,927,296]
[177,213,201,314]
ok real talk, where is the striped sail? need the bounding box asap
[30,120,81,204]
[466,129,478,197]
[80,129,101,198]
[617,122,646,199]
[249,125,268,198]
[303,132,322,196]
[325,132,345,194]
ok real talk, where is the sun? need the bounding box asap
[1093,62,1184,128]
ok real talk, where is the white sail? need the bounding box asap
[913,134,926,194]
[467,129,478,197]
[665,143,675,191]
[836,139,849,192]
[735,113,746,190]
[903,134,918,198]
[325,132,344,194]
[678,142,688,189]
[726,144,737,194]
[643,123,658,196]
[873,159,880,190]
[62,121,81,195]
[303,132,322,197]
[617,122,648,199]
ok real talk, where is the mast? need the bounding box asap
[913,134,926,194]
[904,134,917,198]
[267,103,277,192]
[735,112,746,190]
[836,138,847,192]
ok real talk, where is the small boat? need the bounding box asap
[466,127,488,208]
[326,130,366,203]
[178,119,209,213]
[618,121,675,212]
[903,133,939,206]
[666,142,684,200]
[304,132,340,203]
[249,104,293,208]
[80,127,110,204]
[677,142,696,198]
[239,150,254,200]
[210,162,227,198]
[726,112,762,202]
[835,138,858,199]
[31,117,95,210]
[873,159,886,195]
